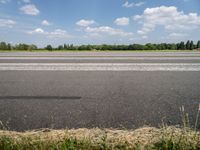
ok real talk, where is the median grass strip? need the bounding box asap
[0,126,199,150]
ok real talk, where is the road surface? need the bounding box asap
[0,52,200,131]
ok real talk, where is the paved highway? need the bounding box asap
[0,52,200,131]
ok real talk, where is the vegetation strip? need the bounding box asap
[0,40,200,51]
[0,127,199,150]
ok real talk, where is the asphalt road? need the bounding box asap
[0,52,200,131]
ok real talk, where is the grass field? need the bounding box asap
[0,50,199,52]
[0,126,199,150]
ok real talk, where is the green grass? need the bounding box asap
[0,49,199,52]
[0,126,199,150]
[0,50,50,52]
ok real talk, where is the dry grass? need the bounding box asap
[0,126,200,150]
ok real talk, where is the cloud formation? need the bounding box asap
[76,19,95,27]
[168,33,188,38]
[134,6,200,36]
[27,28,71,39]
[20,4,40,15]
[114,17,129,26]
[28,28,44,34]
[85,26,133,37]
[22,0,31,3]
[0,0,10,4]
[123,1,145,8]
[42,20,50,26]
[0,19,16,28]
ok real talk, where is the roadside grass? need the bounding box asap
[0,105,199,150]
[0,126,199,150]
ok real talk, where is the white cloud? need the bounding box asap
[114,17,129,26]
[20,4,40,15]
[169,33,188,38]
[48,29,70,38]
[28,28,45,34]
[85,26,133,37]
[142,35,148,39]
[123,1,145,8]
[134,6,200,35]
[76,19,95,27]
[22,0,30,3]
[27,28,71,39]
[0,19,16,28]
[0,0,10,4]
[42,20,50,26]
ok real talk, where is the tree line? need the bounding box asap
[0,40,200,51]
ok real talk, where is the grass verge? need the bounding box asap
[0,126,199,150]
[0,50,199,52]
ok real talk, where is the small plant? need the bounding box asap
[179,105,190,129]
[0,121,9,131]
[195,104,200,131]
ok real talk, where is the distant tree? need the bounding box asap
[162,43,168,50]
[170,44,177,50]
[130,44,145,50]
[145,43,156,50]
[64,44,68,50]
[78,45,92,50]
[69,44,76,50]
[58,45,64,50]
[190,41,194,50]
[78,45,86,50]
[1,41,199,51]
[157,43,166,50]
[86,45,93,50]
[15,43,29,50]
[28,44,37,51]
[186,40,190,50]
[0,42,7,50]
[7,43,12,50]
[45,45,53,51]
[179,42,185,50]
[101,44,109,50]
[197,40,200,49]
[176,43,180,50]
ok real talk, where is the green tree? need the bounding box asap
[101,44,109,50]
[64,44,68,50]
[170,44,177,50]
[190,41,194,50]
[179,42,185,50]
[15,43,29,50]
[186,40,190,50]
[145,43,156,50]
[28,44,37,51]
[45,45,53,51]
[0,42,7,50]
[69,44,76,50]
[197,40,200,49]
[58,45,64,50]
[7,43,12,50]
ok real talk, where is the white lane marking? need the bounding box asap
[0,57,200,60]
[0,63,200,71]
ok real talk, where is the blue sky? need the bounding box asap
[0,0,200,47]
